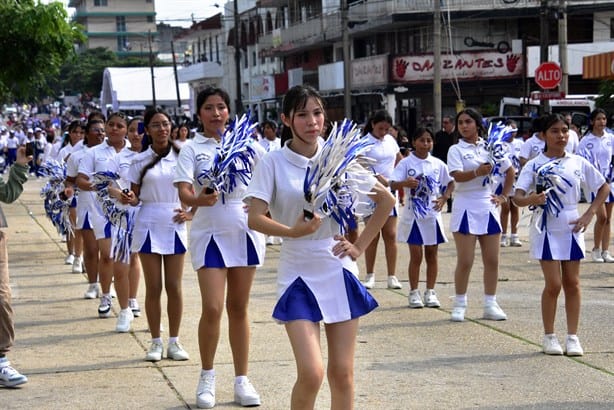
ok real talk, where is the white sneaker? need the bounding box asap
[601,250,614,263]
[500,235,508,247]
[98,294,112,318]
[84,283,101,299]
[510,235,522,247]
[167,341,190,361]
[363,273,375,289]
[565,335,584,356]
[451,304,466,322]
[234,377,261,407]
[72,256,83,273]
[0,359,28,387]
[115,308,134,333]
[196,372,216,409]
[483,301,508,321]
[423,289,441,308]
[592,249,604,262]
[145,341,164,362]
[542,334,563,355]
[110,285,117,298]
[265,236,274,245]
[387,275,403,289]
[408,289,424,308]
[129,298,141,317]
[64,253,75,265]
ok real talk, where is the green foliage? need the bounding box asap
[595,80,614,110]
[0,0,84,101]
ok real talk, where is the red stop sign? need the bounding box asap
[535,62,562,90]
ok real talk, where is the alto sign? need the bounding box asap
[535,61,562,90]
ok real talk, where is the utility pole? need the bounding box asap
[558,0,568,94]
[171,40,182,122]
[342,0,352,120]
[234,0,243,114]
[433,0,441,130]
[148,29,156,107]
[539,0,550,113]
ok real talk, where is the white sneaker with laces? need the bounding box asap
[363,273,375,289]
[234,377,261,407]
[196,372,216,409]
[565,335,584,356]
[84,283,101,299]
[483,301,508,321]
[451,304,466,322]
[116,308,134,333]
[145,341,164,362]
[72,256,83,273]
[167,341,190,361]
[98,294,112,318]
[64,253,75,265]
[592,249,604,262]
[0,359,28,387]
[510,235,522,247]
[500,235,508,247]
[129,298,141,317]
[387,275,403,289]
[542,334,563,355]
[601,250,614,263]
[423,289,441,308]
[408,289,424,308]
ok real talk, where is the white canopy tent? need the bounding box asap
[100,67,190,114]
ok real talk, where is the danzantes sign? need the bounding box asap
[391,51,523,83]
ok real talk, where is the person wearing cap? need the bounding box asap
[33,128,47,176]
[5,131,18,168]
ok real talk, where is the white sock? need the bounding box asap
[235,375,248,384]
[152,337,162,344]
[454,294,467,306]
[168,336,178,344]
[484,294,497,304]
[201,368,215,376]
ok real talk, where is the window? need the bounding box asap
[117,36,128,51]
[116,16,126,32]
[94,0,108,6]
[611,18,614,39]
[147,16,154,23]
[146,0,153,3]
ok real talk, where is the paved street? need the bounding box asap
[2,177,613,409]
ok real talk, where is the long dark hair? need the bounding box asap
[195,87,231,134]
[280,85,325,145]
[586,108,608,136]
[537,112,567,153]
[136,108,179,187]
[455,108,486,138]
[363,110,392,136]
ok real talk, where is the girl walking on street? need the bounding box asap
[246,85,395,409]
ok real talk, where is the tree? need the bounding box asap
[0,0,83,102]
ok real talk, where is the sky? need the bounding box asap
[45,0,223,28]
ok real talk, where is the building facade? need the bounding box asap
[69,0,158,57]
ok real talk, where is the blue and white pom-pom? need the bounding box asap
[482,121,516,186]
[39,160,72,236]
[92,171,136,264]
[303,119,375,234]
[196,112,257,202]
[530,158,573,233]
[409,173,439,219]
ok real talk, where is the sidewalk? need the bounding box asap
[2,177,613,409]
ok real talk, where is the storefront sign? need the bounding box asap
[250,75,275,100]
[319,62,344,91]
[352,55,388,87]
[391,51,523,83]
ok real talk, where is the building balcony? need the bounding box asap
[177,61,225,83]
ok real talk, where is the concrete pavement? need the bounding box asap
[2,177,613,409]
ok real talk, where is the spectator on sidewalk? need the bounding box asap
[0,145,31,387]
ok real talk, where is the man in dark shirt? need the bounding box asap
[433,115,456,212]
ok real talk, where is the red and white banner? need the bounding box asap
[391,52,523,83]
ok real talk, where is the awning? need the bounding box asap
[582,51,614,80]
